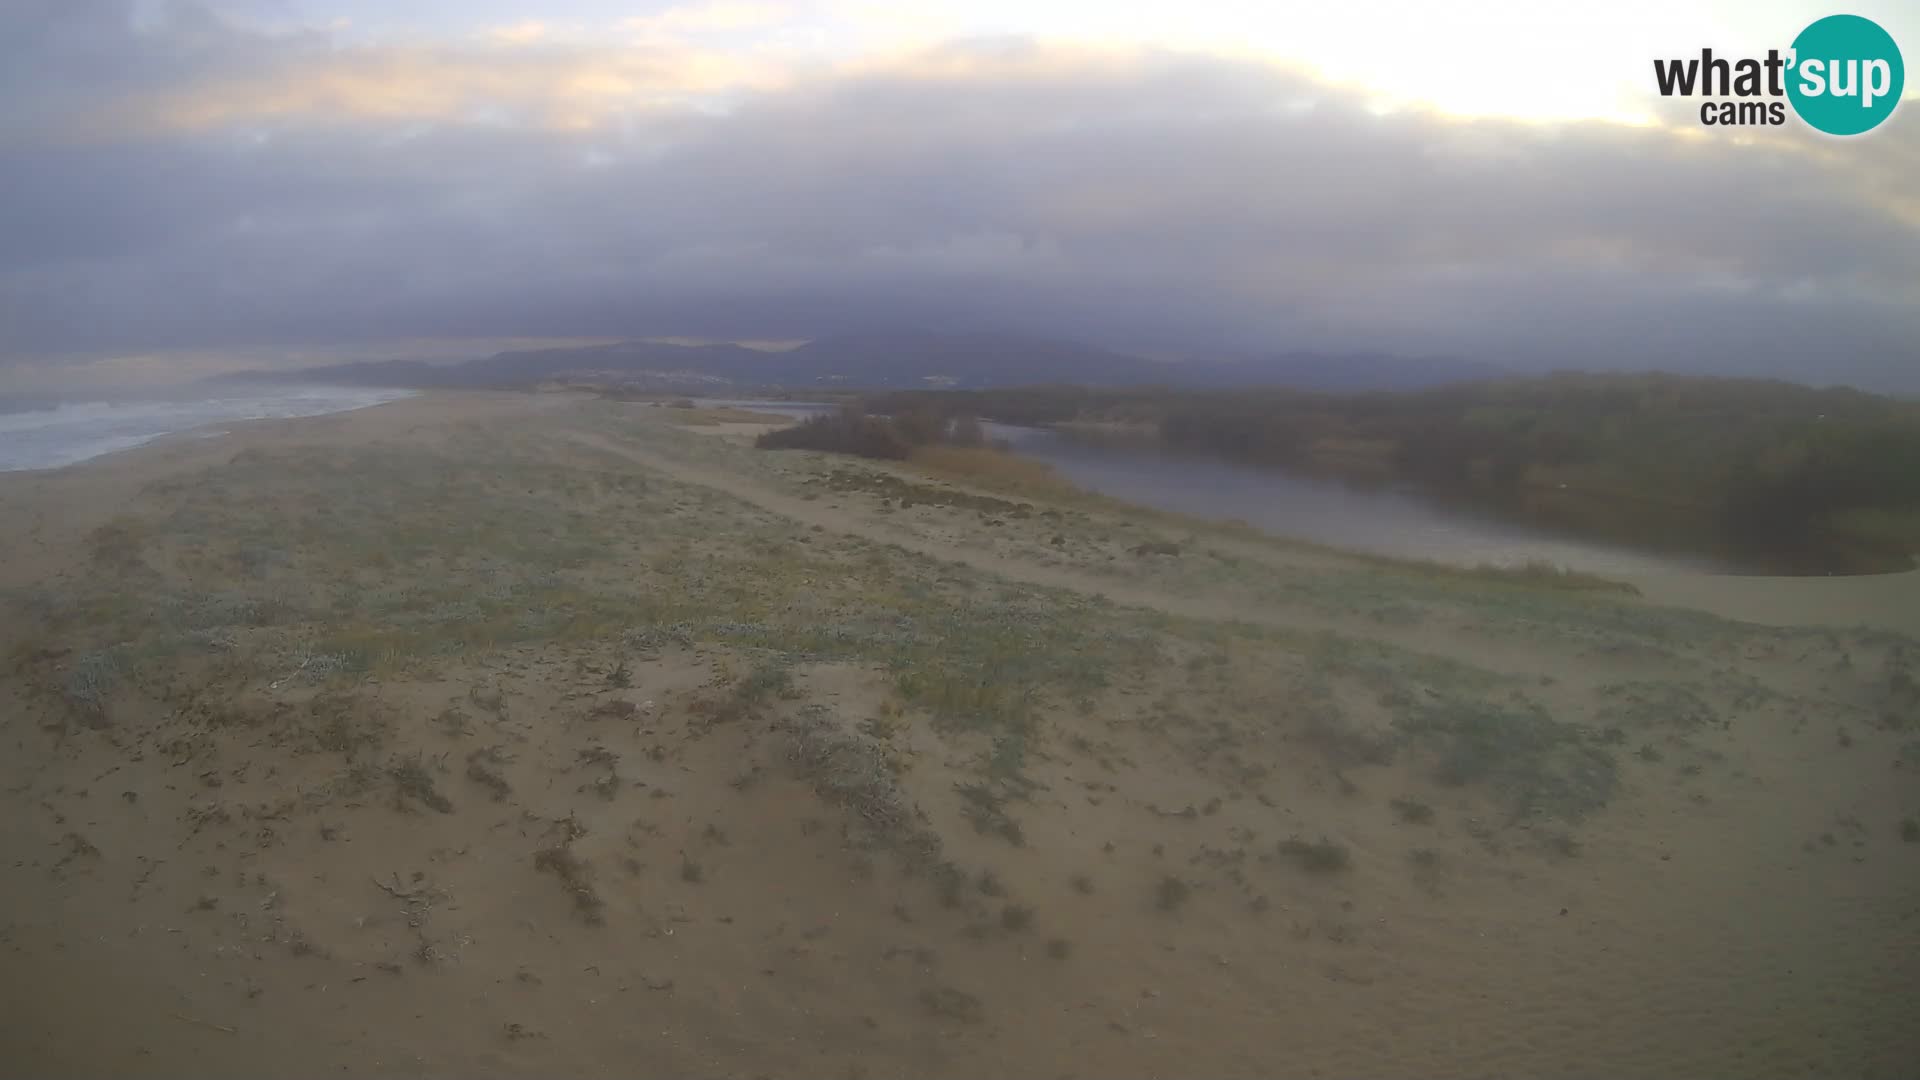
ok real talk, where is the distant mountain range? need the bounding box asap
[230,331,1504,393]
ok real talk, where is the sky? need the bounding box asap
[2,0,1917,390]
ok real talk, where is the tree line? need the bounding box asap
[866,374,1920,570]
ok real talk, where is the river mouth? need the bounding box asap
[712,401,1908,577]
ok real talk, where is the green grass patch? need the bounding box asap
[1398,698,1618,822]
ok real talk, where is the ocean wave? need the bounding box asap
[0,386,418,471]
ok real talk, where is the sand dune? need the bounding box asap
[2,392,1915,1078]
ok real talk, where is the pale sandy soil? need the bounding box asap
[2,391,1916,1079]
[1627,568,1920,639]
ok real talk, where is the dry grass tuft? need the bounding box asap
[388,753,453,814]
[1276,836,1352,873]
[533,844,604,924]
[908,445,1082,500]
[786,709,906,829]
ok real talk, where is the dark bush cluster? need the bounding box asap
[756,404,987,460]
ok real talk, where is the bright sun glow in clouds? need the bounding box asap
[293,0,1918,127]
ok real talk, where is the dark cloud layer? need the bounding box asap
[2,2,1916,388]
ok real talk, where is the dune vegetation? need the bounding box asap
[1,393,1916,1077]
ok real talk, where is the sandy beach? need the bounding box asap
[2,390,1915,1078]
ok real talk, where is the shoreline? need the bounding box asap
[2,388,1914,1078]
[1004,418,1911,579]
[9,387,1920,638]
[0,391,551,592]
[0,385,422,475]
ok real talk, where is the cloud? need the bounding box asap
[2,3,1916,390]
[484,20,550,45]
[623,2,792,39]
[123,45,782,130]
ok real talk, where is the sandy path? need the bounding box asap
[1630,567,1920,638]
[557,430,1558,677]
[565,417,1920,652]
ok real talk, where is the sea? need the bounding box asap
[0,384,416,472]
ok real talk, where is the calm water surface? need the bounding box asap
[708,400,1735,576]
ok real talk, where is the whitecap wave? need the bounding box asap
[0,386,418,471]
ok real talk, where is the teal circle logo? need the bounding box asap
[1787,14,1904,135]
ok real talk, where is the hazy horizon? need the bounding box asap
[2,1,1916,391]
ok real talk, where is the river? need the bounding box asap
[704,400,1737,576]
